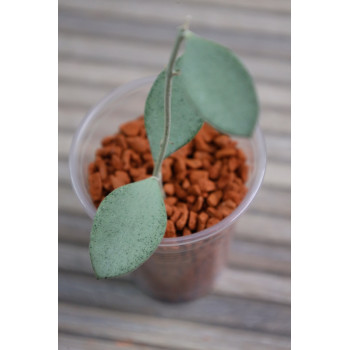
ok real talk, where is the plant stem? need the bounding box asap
[152,27,187,180]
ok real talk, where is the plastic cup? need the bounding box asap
[69,76,266,302]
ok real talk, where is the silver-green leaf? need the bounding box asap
[181,31,259,137]
[89,177,167,279]
[144,59,203,162]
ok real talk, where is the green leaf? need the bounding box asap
[144,58,203,161]
[181,31,259,137]
[89,177,167,279]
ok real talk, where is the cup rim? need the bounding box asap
[69,75,266,247]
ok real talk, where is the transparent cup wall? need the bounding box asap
[69,76,266,302]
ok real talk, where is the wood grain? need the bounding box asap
[59,302,290,350]
[59,272,290,335]
[59,0,290,37]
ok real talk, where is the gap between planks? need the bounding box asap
[58,302,290,350]
[58,13,290,60]
[59,332,169,350]
[58,0,290,37]
[59,270,290,336]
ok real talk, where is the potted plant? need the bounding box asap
[69,23,266,302]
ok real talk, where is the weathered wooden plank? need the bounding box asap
[229,239,290,275]
[180,0,290,13]
[215,269,290,304]
[58,211,290,273]
[59,271,290,335]
[58,242,289,304]
[58,0,290,37]
[59,333,161,350]
[58,11,290,59]
[264,133,290,162]
[235,211,290,245]
[264,161,291,189]
[59,302,290,350]
[58,45,290,85]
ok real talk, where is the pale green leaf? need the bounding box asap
[89,177,167,279]
[144,59,203,161]
[181,31,259,137]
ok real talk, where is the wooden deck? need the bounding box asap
[58,0,291,349]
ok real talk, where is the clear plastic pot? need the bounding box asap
[69,76,266,302]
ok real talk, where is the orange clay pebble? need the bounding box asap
[194,135,215,152]
[223,190,241,204]
[207,190,223,207]
[164,183,175,196]
[209,160,222,180]
[88,172,102,201]
[192,196,204,212]
[101,135,116,146]
[216,148,237,159]
[115,134,127,149]
[130,150,142,166]
[165,204,173,217]
[176,203,189,230]
[119,119,142,137]
[164,197,177,206]
[122,149,132,170]
[102,177,113,191]
[96,158,108,181]
[186,158,202,169]
[228,157,240,172]
[170,207,182,223]
[188,184,201,196]
[238,164,249,183]
[207,207,224,220]
[186,195,196,204]
[189,170,209,184]
[188,211,198,231]
[202,158,212,170]
[207,217,220,228]
[88,162,97,174]
[194,151,214,162]
[111,154,124,170]
[217,173,234,190]
[126,137,150,154]
[197,212,209,231]
[213,134,231,147]
[174,183,187,200]
[162,158,173,182]
[173,157,187,181]
[129,167,148,182]
[165,220,176,238]
[198,178,216,192]
[183,227,192,236]
[88,117,249,236]
[182,178,190,190]
[110,170,130,189]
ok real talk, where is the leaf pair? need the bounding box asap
[145,31,259,161]
[89,32,259,279]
